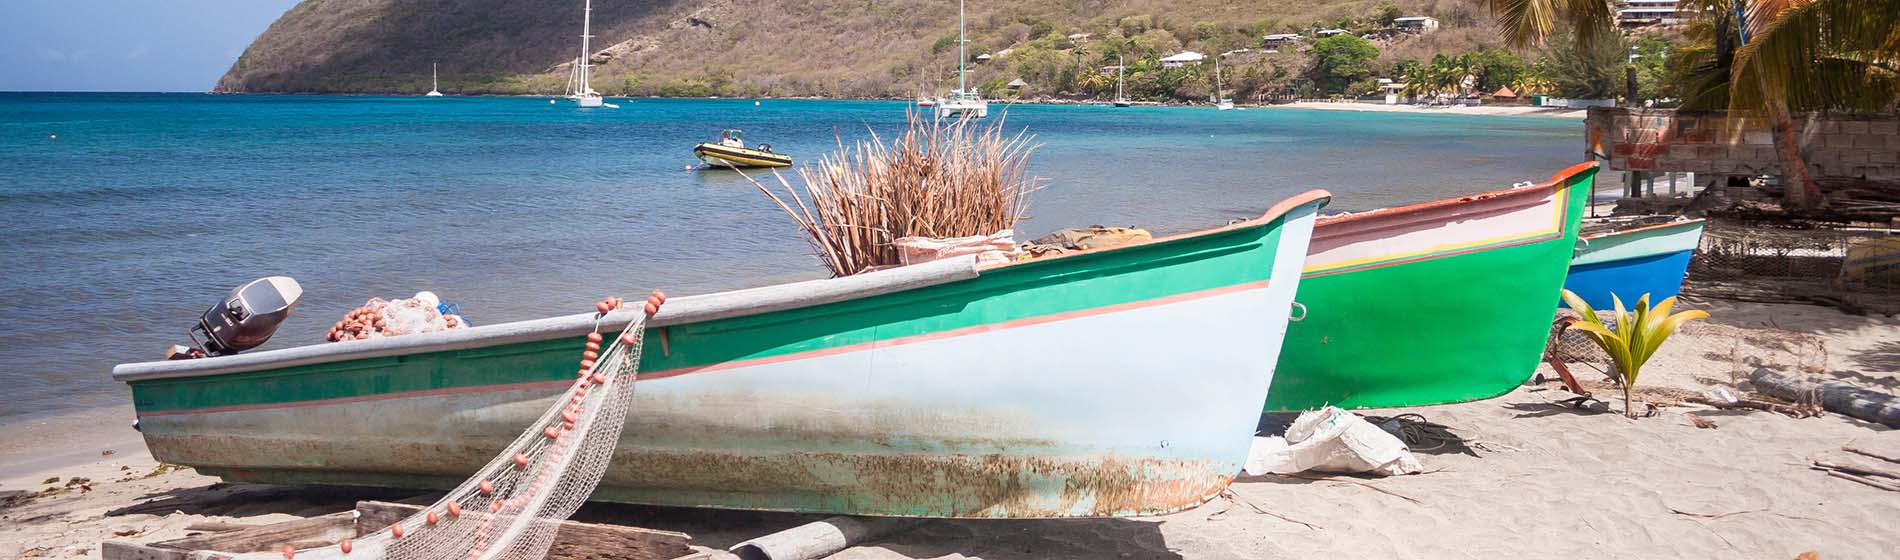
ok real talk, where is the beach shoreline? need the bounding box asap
[5,298,1895,559]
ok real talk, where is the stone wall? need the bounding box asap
[1585,108,1900,180]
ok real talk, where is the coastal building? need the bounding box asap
[1006,78,1028,90]
[1262,33,1302,48]
[974,53,992,63]
[1617,0,1689,26]
[1317,28,1349,38]
[1160,51,1205,68]
[1393,16,1440,34]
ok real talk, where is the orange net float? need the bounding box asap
[512,453,530,468]
[338,538,351,554]
[283,545,296,559]
[390,524,405,539]
[446,500,462,517]
[479,480,494,494]
[543,425,561,440]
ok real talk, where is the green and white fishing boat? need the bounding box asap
[114,191,1330,519]
[1265,163,1597,410]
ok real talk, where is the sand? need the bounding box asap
[4,300,1895,559]
[1270,101,1590,119]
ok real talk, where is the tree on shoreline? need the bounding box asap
[1481,0,1899,210]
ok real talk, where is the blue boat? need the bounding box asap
[1563,218,1707,309]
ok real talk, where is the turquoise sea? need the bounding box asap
[0,93,1585,420]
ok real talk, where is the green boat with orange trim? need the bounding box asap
[113,191,1330,519]
[1264,162,1597,410]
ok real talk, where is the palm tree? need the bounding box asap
[1482,0,1899,210]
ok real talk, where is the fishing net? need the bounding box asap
[210,294,661,560]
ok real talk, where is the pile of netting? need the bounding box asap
[220,292,664,560]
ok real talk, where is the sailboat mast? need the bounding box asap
[1117,54,1124,100]
[957,0,966,94]
[578,0,594,94]
[432,63,439,90]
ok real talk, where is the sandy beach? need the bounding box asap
[4,298,1894,559]
[1270,101,1590,119]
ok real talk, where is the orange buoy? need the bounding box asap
[561,410,578,424]
[587,332,603,343]
[427,511,439,525]
[582,350,598,361]
[339,538,352,554]
[585,341,600,352]
[544,425,561,440]
[620,331,639,345]
[447,500,462,517]
[490,499,506,513]
[643,302,659,315]
[595,301,613,314]
[391,524,405,539]
[283,545,296,558]
[479,480,494,494]
[513,452,530,467]
[580,359,595,370]
[590,372,607,385]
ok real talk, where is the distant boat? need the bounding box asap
[1563,218,1707,310]
[425,63,444,97]
[932,0,988,119]
[694,129,792,168]
[916,96,937,108]
[1265,162,1599,411]
[1213,58,1233,110]
[564,0,607,108]
[1113,54,1132,107]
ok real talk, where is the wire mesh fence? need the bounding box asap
[1685,219,1900,312]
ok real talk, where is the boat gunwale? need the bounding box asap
[693,143,793,166]
[1578,217,1707,242]
[113,190,1331,384]
[1314,161,1598,229]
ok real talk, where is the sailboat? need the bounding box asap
[425,63,445,97]
[1113,54,1132,107]
[932,0,988,119]
[1213,58,1233,110]
[563,0,613,108]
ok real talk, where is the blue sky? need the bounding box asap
[0,0,300,91]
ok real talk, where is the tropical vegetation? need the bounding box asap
[1560,290,1710,419]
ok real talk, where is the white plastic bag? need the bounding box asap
[1243,406,1423,477]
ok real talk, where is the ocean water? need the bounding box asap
[0,93,1584,420]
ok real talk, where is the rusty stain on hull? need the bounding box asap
[155,433,1234,518]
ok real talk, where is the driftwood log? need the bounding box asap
[1750,369,1900,428]
[103,501,697,560]
[729,516,919,560]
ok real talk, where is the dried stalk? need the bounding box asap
[740,110,1040,276]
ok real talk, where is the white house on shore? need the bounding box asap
[1316,28,1349,38]
[1160,51,1205,68]
[1393,16,1440,34]
[1262,33,1302,48]
[1617,0,1689,26]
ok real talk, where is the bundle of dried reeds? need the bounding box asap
[743,111,1039,276]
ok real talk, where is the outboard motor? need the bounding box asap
[185,276,304,356]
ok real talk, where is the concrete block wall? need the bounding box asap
[1585,108,1900,180]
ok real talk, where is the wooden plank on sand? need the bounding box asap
[355,501,695,560]
[102,512,354,560]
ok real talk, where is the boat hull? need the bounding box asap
[1563,219,1706,309]
[1265,163,1597,410]
[117,192,1329,518]
[693,143,793,168]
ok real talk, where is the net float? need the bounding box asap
[544,425,561,440]
[479,480,493,494]
[339,538,352,554]
[513,452,530,467]
[390,524,404,539]
[283,545,295,559]
[447,501,461,517]
[586,332,602,343]
[426,511,439,525]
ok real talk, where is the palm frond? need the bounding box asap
[1730,0,1900,112]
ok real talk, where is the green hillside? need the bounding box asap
[217,0,1508,100]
